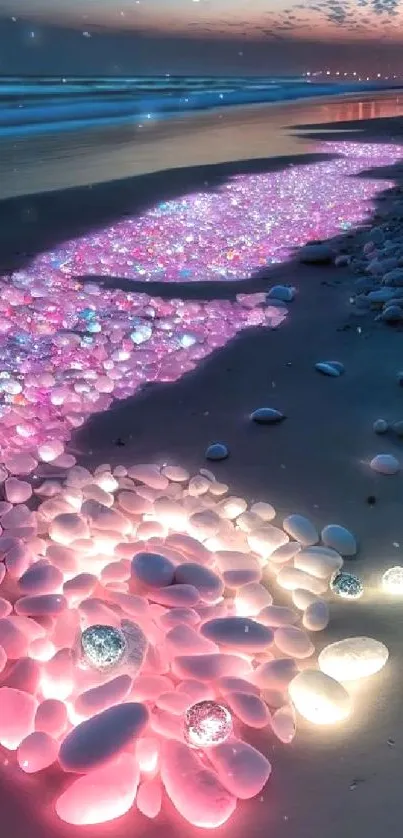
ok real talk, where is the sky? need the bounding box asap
[1,0,403,75]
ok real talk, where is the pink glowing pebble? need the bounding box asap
[35,480,63,499]
[82,484,114,509]
[156,691,192,715]
[201,617,273,652]
[162,465,189,483]
[1,504,33,529]
[82,501,130,535]
[137,777,162,819]
[4,454,37,476]
[136,521,165,541]
[131,552,175,588]
[235,583,273,616]
[131,675,172,702]
[270,542,301,564]
[214,550,260,573]
[166,534,212,565]
[52,609,80,648]
[117,491,153,516]
[252,658,299,690]
[188,510,221,540]
[174,563,224,604]
[49,514,90,546]
[35,699,68,737]
[0,687,38,749]
[101,561,131,583]
[160,740,236,828]
[153,498,188,529]
[75,675,133,718]
[29,636,56,660]
[5,657,41,694]
[276,567,327,595]
[258,605,299,627]
[55,754,140,825]
[0,598,11,618]
[5,542,31,578]
[216,676,260,697]
[11,615,46,641]
[37,440,65,464]
[128,464,169,491]
[176,680,214,702]
[59,703,149,772]
[53,454,77,469]
[271,705,296,744]
[149,706,184,741]
[107,592,149,619]
[46,544,78,574]
[63,573,97,602]
[0,565,5,585]
[4,479,32,504]
[208,738,272,800]
[79,598,121,628]
[19,561,64,595]
[17,731,59,773]
[0,644,6,673]
[42,648,74,700]
[223,568,262,587]
[172,653,251,682]
[15,594,67,617]
[165,624,218,657]
[274,626,315,659]
[0,534,20,559]
[159,607,200,629]
[148,584,200,608]
[0,618,29,658]
[65,466,93,488]
[135,735,160,773]
[225,691,270,729]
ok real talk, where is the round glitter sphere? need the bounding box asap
[382,565,403,594]
[81,624,127,671]
[330,571,363,600]
[184,700,233,748]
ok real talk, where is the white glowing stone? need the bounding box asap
[184,700,232,748]
[288,669,351,724]
[318,637,389,682]
[382,566,403,594]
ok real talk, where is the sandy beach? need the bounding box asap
[0,96,403,838]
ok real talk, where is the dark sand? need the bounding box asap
[1,97,403,838]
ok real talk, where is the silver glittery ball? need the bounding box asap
[330,571,363,600]
[184,700,233,748]
[81,624,127,670]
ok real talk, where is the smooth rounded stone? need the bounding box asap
[208,738,272,800]
[148,585,200,608]
[174,563,224,604]
[248,525,289,558]
[59,702,149,772]
[188,476,210,497]
[250,407,286,424]
[271,704,296,744]
[235,583,272,616]
[56,754,140,825]
[35,699,67,738]
[270,541,301,564]
[252,658,298,690]
[137,777,162,820]
[4,479,32,504]
[205,443,229,461]
[216,676,260,697]
[5,657,41,694]
[165,624,218,657]
[15,595,66,618]
[382,267,403,286]
[4,453,37,476]
[223,568,261,587]
[117,491,152,516]
[4,542,31,579]
[172,653,251,682]
[201,617,273,652]
[0,618,29,658]
[288,669,351,724]
[19,562,63,595]
[381,305,403,322]
[64,573,97,602]
[302,599,329,631]
[131,552,175,588]
[0,597,11,618]
[274,626,314,659]
[294,545,343,579]
[370,454,400,475]
[49,514,90,546]
[17,731,58,773]
[162,466,189,483]
[188,510,221,540]
[225,691,270,728]
[266,284,295,302]
[321,525,357,556]
[75,675,132,718]
[131,675,172,702]
[367,288,397,304]
[258,605,298,627]
[128,464,168,490]
[315,361,342,377]
[166,533,212,565]
[157,691,193,715]
[282,514,319,546]
[160,741,236,828]
[392,420,403,438]
[373,418,389,434]
[318,637,389,682]
[217,496,247,520]
[81,502,130,535]
[299,243,333,263]
[0,687,38,749]
[250,502,276,522]
[236,511,262,533]
[276,566,327,594]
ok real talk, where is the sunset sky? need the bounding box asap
[1,0,403,75]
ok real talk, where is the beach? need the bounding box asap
[0,92,403,837]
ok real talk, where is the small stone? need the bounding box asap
[321,524,357,556]
[392,421,403,437]
[205,443,229,461]
[318,637,389,681]
[373,419,389,434]
[330,571,363,599]
[266,285,296,302]
[380,305,403,323]
[250,408,285,424]
[288,669,351,724]
[282,514,319,546]
[131,552,175,588]
[59,703,149,772]
[315,361,344,377]
[302,600,329,631]
[370,454,400,475]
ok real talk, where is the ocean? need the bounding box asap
[0,74,401,136]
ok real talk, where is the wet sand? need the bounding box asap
[1,96,403,838]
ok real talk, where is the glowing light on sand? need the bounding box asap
[382,566,403,594]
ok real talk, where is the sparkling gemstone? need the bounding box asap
[81,625,127,671]
[184,700,233,748]
[330,571,363,600]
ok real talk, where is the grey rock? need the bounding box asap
[251,408,286,424]
[380,305,403,323]
[266,285,296,302]
[205,443,229,461]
